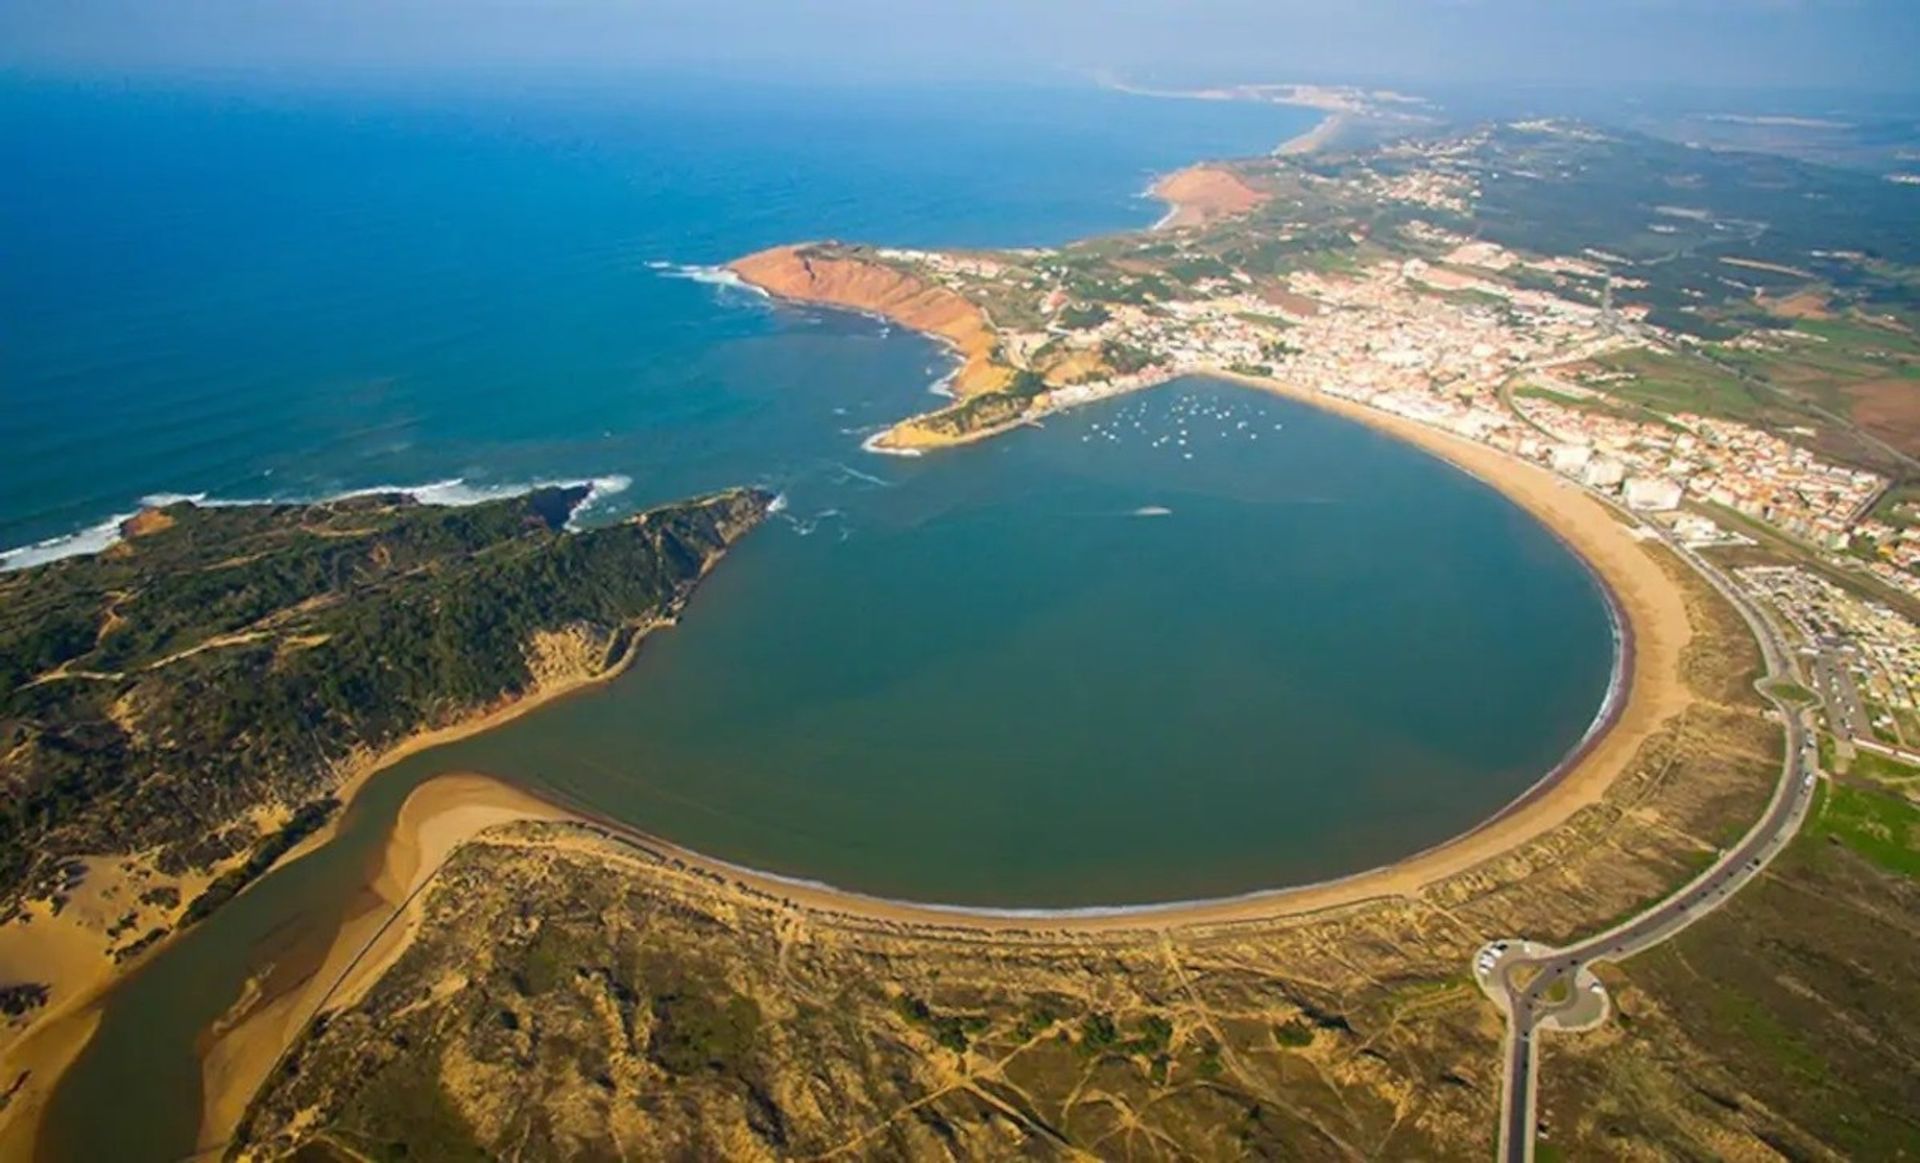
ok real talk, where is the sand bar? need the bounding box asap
[373,398,1687,935]
[170,366,1698,1153]
[193,774,569,1158]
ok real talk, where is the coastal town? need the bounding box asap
[8,39,1920,1156]
[738,127,1920,793]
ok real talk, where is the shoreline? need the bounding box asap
[14,128,1698,1157]
[0,581,726,1160]
[307,367,1683,937]
[193,775,569,1158]
[0,631,657,1163]
[519,375,1681,932]
[1275,112,1346,156]
[160,366,1693,1155]
[1148,163,1270,230]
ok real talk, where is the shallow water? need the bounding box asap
[410,378,1616,906]
[9,78,1615,1159]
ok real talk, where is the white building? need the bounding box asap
[1624,475,1684,511]
[1550,443,1593,475]
[1583,456,1627,490]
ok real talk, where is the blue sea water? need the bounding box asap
[1,76,1314,558]
[1,74,1619,906]
[14,76,1623,1159]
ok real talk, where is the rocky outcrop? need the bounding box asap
[730,244,1012,396]
[1151,165,1269,229]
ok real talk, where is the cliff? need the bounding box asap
[1151,164,1269,229]
[730,244,1013,397]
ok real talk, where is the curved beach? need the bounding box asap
[338,374,1684,934]
[171,304,1696,1160]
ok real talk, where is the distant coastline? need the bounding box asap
[6,100,1693,1163]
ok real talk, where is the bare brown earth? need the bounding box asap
[1763,288,1834,320]
[116,508,176,539]
[1847,377,1920,458]
[729,245,1012,397]
[1152,165,1270,228]
[230,540,1789,1160]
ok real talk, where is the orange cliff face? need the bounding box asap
[1151,165,1268,229]
[728,245,1012,396]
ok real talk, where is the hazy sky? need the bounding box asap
[4,0,1918,94]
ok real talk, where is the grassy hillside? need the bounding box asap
[0,486,769,954]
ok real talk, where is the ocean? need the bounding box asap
[2,75,1316,560]
[8,75,1616,1158]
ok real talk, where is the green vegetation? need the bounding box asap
[1810,781,1920,878]
[913,390,1030,438]
[1761,678,1817,706]
[895,993,989,1053]
[1272,1019,1314,1048]
[1006,368,1047,397]
[650,989,763,1076]
[1843,746,1920,793]
[330,1060,491,1162]
[1055,302,1109,330]
[1010,998,1067,1043]
[1559,764,1920,1158]
[0,486,769,928]
[1586,348,1768,422]
[180,797,336,925]
[1099,339,1157,375]
[514,923,587,996]
[1073,1011,1174,1059]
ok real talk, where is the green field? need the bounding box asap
[1809,781,1920,879]
[1584,347,1771,421]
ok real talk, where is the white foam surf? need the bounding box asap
[832,462,895,488]
[0,475,636,572]
[860,431,922,458]
[650,261,769,298]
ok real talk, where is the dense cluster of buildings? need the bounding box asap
[1512,394,1883,541]
[872,217,1920,617]
[1740,565,1920,751]
[868,140,1920,787]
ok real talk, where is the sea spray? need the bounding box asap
[649,261,770,298]
[0,475,637,572]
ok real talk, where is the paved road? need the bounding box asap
[1488,531,1821,1163]
[1816,646,1874,744]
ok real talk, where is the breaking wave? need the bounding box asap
[648,260,769,298]
[0,475,634,573]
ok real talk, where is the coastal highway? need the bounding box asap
[1487,527,1820,1163]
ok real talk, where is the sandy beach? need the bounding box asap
[7,147,1703,1160]
[1276,112,1346,156]
[2,358,1696,1163]
[351,393,1687,935]
[0,619,668,1162]
[193,774,569,1158]
[159,367,1699,1152]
